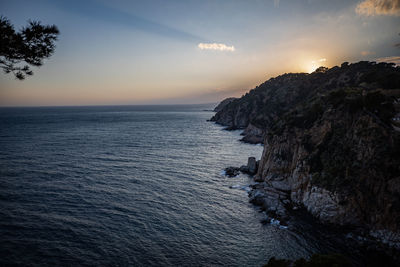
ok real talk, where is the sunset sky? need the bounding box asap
[0,0,399,106]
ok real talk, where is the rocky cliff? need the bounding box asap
[212,61,400,247]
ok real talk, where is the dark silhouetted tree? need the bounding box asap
[314,66,328,73]
[0,16,59,80]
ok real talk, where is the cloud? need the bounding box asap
[274,0,280,8]
[311,58,327,63]
[376,56,400,65]
[356,0,400,16]
[198,43,235,52]
[361,50,375,56]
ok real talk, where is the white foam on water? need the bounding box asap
[243,186,251,192]
[229,184,251,192]
[270,218,280,226]
[269,218,288,229]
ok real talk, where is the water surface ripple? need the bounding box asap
[0,105,335,266]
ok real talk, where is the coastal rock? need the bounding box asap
[247,157,257,174]
[301,186,356,225]
[224,167,239,177]
[236,157,259,175]
[370,230,400,249]
[249,183,290,220]
[213,61,400,247]
[240,123,264,144]
[239,165,249,173]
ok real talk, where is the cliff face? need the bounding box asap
[212,61,400,246]
[258,89,400,242]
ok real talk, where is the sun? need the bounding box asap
[307,61,319,73]
[305,58,327,73]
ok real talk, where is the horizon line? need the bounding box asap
[0,102,219,109]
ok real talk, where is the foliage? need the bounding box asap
[314,66,328,73]
[0,16,59,80]
[213,61,400,130]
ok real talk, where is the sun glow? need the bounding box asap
[307,62,319,73]
[306,58,327,73]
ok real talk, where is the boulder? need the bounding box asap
[224,167,239,177]
[239,165,249,173]
[248,185,290,220]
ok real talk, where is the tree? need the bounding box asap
[0,16,59,80]
[314,66,328,73]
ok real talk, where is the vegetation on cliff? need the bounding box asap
[212,61,400,244]
[211,62,399,132]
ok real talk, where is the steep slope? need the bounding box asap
[211,61,400,143]
[212,61,400,246]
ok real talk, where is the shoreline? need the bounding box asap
[211,118,400,265]
[209,61,400,264]
[221,149,400,265]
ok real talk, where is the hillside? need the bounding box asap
[212,61,400,247]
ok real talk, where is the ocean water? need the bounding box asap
[0,105,348,266]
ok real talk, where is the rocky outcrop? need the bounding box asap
[254,87,400,246]
[247,157,257,174]
[240,123,264,144]
[213,61,400,247]
[249,182,290,221]
[224,157,260,177]
[224,166,240,177]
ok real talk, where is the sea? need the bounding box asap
[0,104,367,266]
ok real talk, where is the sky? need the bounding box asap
[0,0,399,106]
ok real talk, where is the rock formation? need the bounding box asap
[212,61,400,247]
[225,157,260,176]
